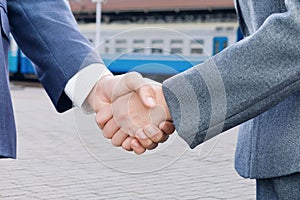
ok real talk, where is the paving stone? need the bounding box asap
[0,87,257,199]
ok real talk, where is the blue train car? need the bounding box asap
[8,39,35,79]
[9,51,205,77]
[8,49,18,73]
[8,25,242,79]
[103,54,206,75]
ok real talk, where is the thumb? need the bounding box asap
[137,85,157,108]
[111,72,160,103]
[111,72,144,101]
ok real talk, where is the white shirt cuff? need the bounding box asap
[64,63,112,113]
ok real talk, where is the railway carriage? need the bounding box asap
[8,22,240,80]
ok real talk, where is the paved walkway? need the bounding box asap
[0,86,255,200]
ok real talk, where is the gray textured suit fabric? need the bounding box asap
[163,0,300,180]
[0,0,102,158]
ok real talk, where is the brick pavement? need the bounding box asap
[0,86,256,199]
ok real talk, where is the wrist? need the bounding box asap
[86,74,113,112]
[86,81,98,112]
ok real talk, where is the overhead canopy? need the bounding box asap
[70,0,235,13]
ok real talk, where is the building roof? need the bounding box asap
[70,0,235,13]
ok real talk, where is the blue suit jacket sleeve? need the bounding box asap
[162,0,300,148]
[7,0,103,112]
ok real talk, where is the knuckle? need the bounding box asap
[168,126,175,134]
[147,143,158,150]
[134,148,146,155]
[102,131,113,139]
[164,124,175,134]
[142,139,154,149]
[127,71,141,79]
[95,116,105,129]
[152,133,164,143]
[123,146,132,151]
[160,135,169,143]
[125,72,143,89]
[122,143,132,151]
[111,138,122,147]
[96,112,110,129]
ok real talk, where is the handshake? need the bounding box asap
[86,72,175,155]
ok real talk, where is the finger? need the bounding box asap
[102,118,120,139]
[159,121,175,135]
[137,85,156,108]
[144,124,169,143]
[131,138,146,155]
[111,129,129,147]
[135,129,158,150]
[95,105,113,129]
[121,137,134,151]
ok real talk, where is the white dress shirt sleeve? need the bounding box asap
[64,63,112,113]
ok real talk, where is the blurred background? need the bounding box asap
[9,0,241,82]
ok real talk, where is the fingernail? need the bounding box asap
[147,97,156,107]
[136,130,148,139]
[145,125,159,137]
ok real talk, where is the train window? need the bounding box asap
[116,48,127,53]
[115,39,127,53]
[116,39,127,44]
[171,40,183,44]
[223,40,228,49]
[151,48,163,54]
[105,47,109,53]
[133,40,145,54]
[191,39,204,55]
[133,49,145,53]
[171,48,182,54]
[171,40,183,54]
[133,40,145,44]
[105,40,110,43]
[191,48,203,55]
[191,39,204,45]
[152,40,163,44]
[216,27,223,31]
[214,41,220,54]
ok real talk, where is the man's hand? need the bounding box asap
[86,72,155,147]
[109,84,174,154]
[111,85,171,134]
[128,86,175,154]
[86,72,156,115]
[86,72,174,154]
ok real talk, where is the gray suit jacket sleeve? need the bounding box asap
[8,0,102,112]
[162,0,300,148]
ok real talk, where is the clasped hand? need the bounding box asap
[86,72,174,154]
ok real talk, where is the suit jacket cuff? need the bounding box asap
[162,58,226,149]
